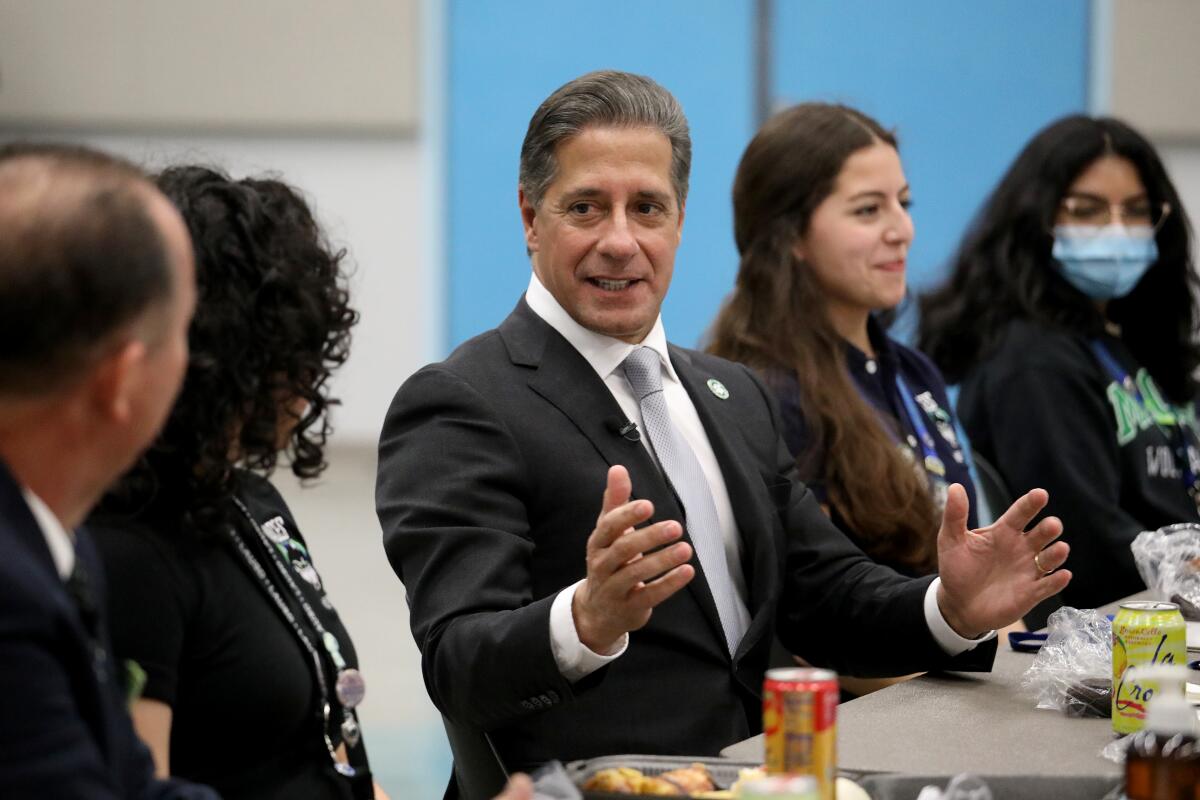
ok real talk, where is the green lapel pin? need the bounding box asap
[707,378,729,400]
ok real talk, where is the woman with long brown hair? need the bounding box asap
[709,103,977,581]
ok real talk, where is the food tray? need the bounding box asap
[565,754,764,798]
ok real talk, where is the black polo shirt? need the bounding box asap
[958,318,1200,609]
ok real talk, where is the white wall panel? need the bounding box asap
[1111,0,1200,141]
[0,0,418,132]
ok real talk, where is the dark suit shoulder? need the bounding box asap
[672,345,754,379]
[670,346,775,406]
[404,327,535,400]
[441,327,507,369]
[0,522,64,629]
[669,345,785,468]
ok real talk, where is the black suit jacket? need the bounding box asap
[0,460,218,799]
[377,301,994,774]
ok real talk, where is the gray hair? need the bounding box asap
[519,70,692,209]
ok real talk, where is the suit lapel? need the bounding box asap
[670,348,778,663]
[0,461,115,757]
[0,463,62,584]
[500,304,730,654]
[508,315,671,514]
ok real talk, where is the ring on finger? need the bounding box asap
[1033,550,1052,577]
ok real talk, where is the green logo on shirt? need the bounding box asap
[1107,368,1195,445]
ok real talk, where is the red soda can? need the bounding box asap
[763,667,838,800]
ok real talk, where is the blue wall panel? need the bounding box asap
[772,0,1091,297]
[447,2,1092,351]
[446,0,754,349]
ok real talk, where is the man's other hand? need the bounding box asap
[573,465,695,653]
[936,483,1071,638]
[494,773,533,800]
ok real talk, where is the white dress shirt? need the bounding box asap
[524,273,991,681]
[22,487,74,580]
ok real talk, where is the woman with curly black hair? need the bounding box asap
[918,116,1200,617]
[89,166,382,800]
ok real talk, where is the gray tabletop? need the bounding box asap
[720,596,1143,779]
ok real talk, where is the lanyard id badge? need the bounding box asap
[226,496,372,794]
[895,374,947,481]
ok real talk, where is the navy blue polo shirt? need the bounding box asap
[765,317,978,575]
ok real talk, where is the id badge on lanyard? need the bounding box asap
[895,374,947,481]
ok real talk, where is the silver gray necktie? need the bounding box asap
[621,346,750,656]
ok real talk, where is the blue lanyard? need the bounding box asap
[1089,340,1200,505]
[895,374,947,479]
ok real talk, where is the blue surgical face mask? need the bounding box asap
[1051,223,1158,300]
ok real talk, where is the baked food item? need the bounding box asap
[637,776,685,795]
[583,767,646,793]
[581,763,715,795]
[659,764,715,794]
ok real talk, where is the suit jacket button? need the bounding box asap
[521,700,534,710]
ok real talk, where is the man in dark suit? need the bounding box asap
[0,144,216,798]
[376,71,1072,797]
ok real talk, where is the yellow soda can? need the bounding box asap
[1112,601,1187,734]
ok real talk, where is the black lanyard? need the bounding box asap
[226,497,373,796]
[1089,340,1200,510]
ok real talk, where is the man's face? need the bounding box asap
[520,126,684,343]
[122,191,196,465]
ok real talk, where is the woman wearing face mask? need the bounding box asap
[709,104,977,604]
[919,116,1198,617]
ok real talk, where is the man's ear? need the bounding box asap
[518,187,539,254]
[87,339,147,425]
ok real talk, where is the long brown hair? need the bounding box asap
[708,103,938,574]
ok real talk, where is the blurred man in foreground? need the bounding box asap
[0,143,214,798]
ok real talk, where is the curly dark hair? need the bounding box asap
[918,115,1199,403]
[100,165,358,532]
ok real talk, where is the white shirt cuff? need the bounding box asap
[549,579,629,682]
[923,577,997,655]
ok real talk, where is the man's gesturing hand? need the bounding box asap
[936,483,1072,639]
[493,774,533,800]
[573,465,695,654]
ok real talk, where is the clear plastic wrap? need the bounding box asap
[532,761,584,800]
[1099,732,1133,765]
[1132,523,1200,619]
[1020,607,1112,717]
[914,774,993,800]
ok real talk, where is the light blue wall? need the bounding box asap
[446,0,754,349]
[772,0,1091,295]
[445,2,1092,350]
